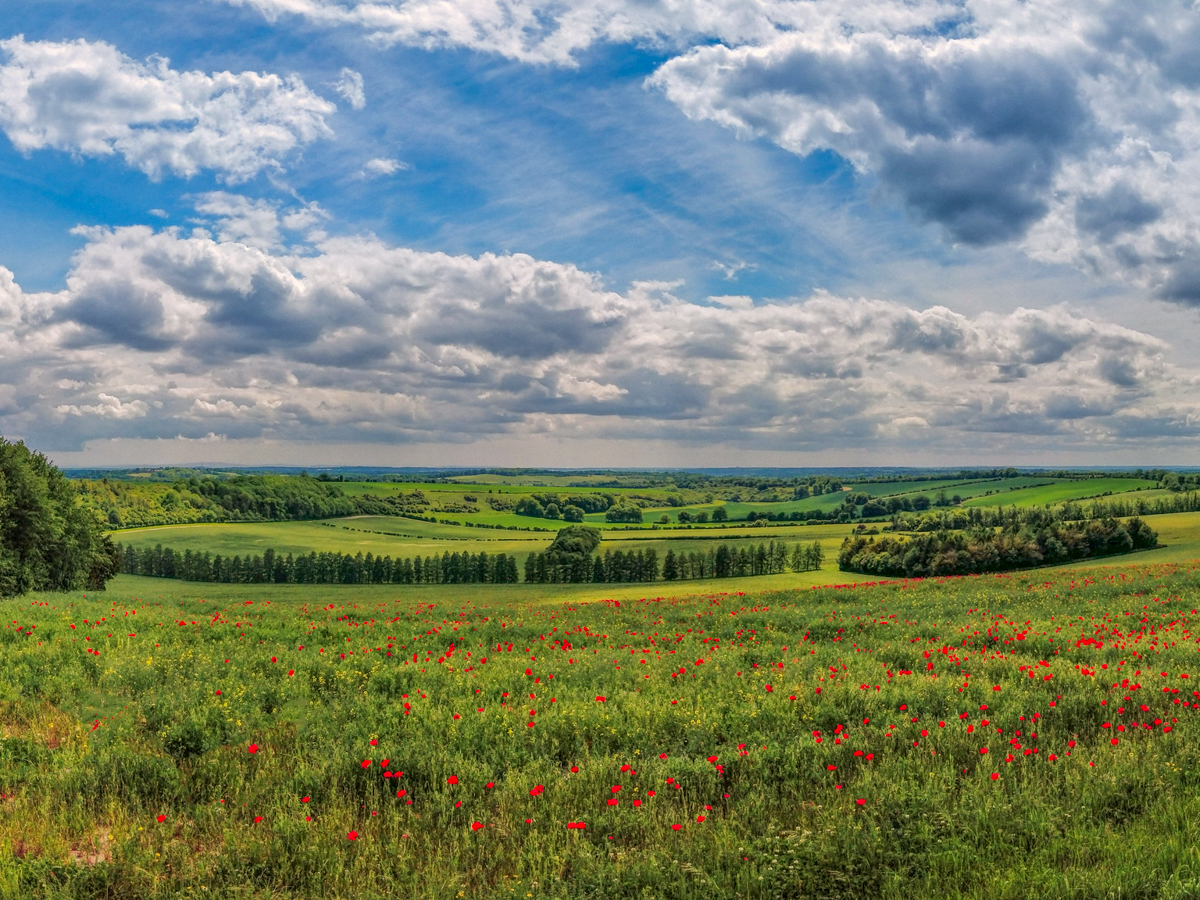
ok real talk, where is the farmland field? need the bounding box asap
[111,516,858,579]
[7,525,1200,898]
[962,477,1159,508]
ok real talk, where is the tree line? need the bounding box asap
[116,532,826,587]
[888,491,1200,534]
[521,531,825,584]
[837,517,1157,579]
[117,543,519,585]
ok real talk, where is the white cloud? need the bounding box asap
[360,156,409,177]
[190,192,329,248]
[647,1,1200,304]
[220,0,959,65]
[331,67,365,109]
[219,0,1200,304]
[0,219,1194,456]
[0,35,335,181]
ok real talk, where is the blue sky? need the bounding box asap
[2,0,1200,466]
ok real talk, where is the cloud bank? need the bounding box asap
[0,203,1193,456]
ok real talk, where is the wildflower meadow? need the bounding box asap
[4,564,1200,899]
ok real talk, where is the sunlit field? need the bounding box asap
[6,553,1200,899]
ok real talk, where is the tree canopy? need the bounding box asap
[0,438,119,596]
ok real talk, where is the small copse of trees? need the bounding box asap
[838,517,1157,578]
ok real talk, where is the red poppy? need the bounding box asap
[447,775,459,785]
[471,821,484,831]
[248,743,258,754]
[671,823,682,831]
[156,814,166,823]
[856,799,866,806]
[348,831,358,840]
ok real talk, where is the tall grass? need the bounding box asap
[2,565,1200,898]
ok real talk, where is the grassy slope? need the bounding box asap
[7,549,1200,898]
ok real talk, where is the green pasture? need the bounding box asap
[962,477,1158,508]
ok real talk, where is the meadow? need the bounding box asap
[6,536,1200,898]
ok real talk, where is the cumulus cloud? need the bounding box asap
[0,35,335,181]
[0,216,1194,454]
[647,1,1200,305]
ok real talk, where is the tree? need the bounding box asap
[712,506,728,522]
[605,505,643,524]
[662,549,678,580]
[563,505,585,522]
[0,438,119,596]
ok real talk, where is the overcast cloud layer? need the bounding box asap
[1,0,1199,464]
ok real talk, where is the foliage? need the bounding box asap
[0,437,118,596]
[839,517,1157,577]
[79,474,357,528]
[118,543,519,585]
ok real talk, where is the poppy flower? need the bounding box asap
[348,831,358,840]
[248,743,258,754]
[856,799,866,806]
[471,821,484,831]
[447,775,459,785]
[990,773,999,780]
[671,823,682,831]
[156,814,166,823]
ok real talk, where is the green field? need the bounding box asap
[111,516,858,583]
[7,541,1200,898]
[962,477,1158,508]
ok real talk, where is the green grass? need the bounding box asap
[962,477,1157,508]
[7,544,1200,898]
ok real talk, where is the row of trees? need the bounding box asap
[663,540,823,581]
[118,544,519,585]
[889,491,1200,534]
[838,517,1157,578]
[521,532,825,584]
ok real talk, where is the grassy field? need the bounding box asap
[110,517,859,579]
[6,544,1200,899]
[962,477,1158,508]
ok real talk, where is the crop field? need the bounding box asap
[6,551,1200,899]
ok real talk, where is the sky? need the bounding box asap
[2,0,1200,468]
